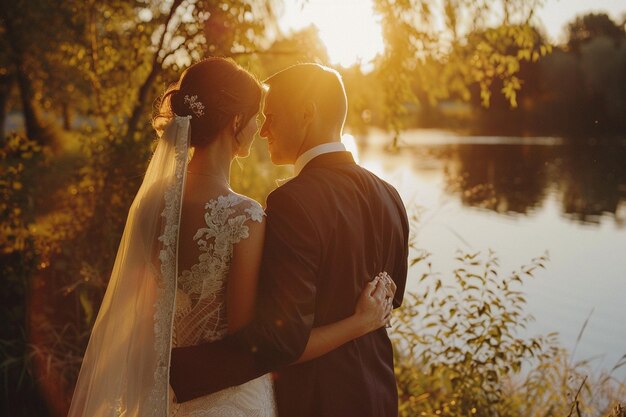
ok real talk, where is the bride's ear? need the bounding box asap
[232,114,242,134]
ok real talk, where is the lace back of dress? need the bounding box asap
[168,194,275,417]
[173,194,264,348]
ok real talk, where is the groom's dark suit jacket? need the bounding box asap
[170,151,409,417]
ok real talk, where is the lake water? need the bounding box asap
[352,128,626,380]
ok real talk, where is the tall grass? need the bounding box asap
[390,221,626,416]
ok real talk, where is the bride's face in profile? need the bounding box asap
[235,114,259,158]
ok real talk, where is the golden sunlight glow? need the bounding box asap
[280,0,385,68]
[342,134,360,163]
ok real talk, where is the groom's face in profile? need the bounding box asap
[260,88,303,165]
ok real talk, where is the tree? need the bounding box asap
[257,25,330,77]
[373,0,551,142]
[568,12,625,52]
[0,0,74,147]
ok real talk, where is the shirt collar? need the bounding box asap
[294,142,347,176]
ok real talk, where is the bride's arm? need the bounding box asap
[295,275,394,364]
[227,217,266,333]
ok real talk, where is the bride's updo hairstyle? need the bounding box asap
[153,57,262,148]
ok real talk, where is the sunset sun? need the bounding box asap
[280,0,385,68]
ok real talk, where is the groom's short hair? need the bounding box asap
[263,63,347,127]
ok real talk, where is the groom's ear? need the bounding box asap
[302,100,316,126]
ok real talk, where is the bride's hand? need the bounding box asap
[354,273,395,333]
[382,272,397,300]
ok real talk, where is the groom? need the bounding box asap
[170,63,409,416]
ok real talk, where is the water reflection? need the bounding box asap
[444,144,551,215]
[357,131,626,379]
[419,142,626,225]
[557,145,626,225]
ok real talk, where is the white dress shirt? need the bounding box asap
[293,142,347,177]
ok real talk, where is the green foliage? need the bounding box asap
[371,0,551,141]
[391,246,626,416]
[460,12,625,136]
[606,404,626,417]
[516,349,626,417]
[0,134,49,415]
[392,250,555,416]
[568,13,626,52]
[257,25,331,76]
[0,133,45,253]
[463,25,550,108]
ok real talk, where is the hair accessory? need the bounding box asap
[183,94,205,118]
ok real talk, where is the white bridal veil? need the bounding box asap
[68,116,191,417]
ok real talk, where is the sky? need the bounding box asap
[278,0,626,67]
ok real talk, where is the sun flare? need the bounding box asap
[280,0,385,68]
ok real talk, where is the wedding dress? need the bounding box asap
[169,193,276,417]
[67,116,276,417]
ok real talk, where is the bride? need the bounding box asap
[67,57,394,417]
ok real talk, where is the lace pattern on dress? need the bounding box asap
[170,194,275,417]
[174,194,264,347]
[171,373,275,417]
